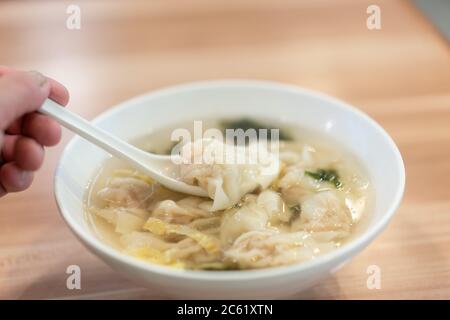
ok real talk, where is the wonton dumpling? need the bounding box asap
[225,230,313,268]
[256,189,291,223]
[91,207,146,234]
[220,190,288,245]
[220,195,268,245]
[179,138,280,211]
[291,190,353,233]
[277,163,326,203]
[150,196,214,224]
[225,229,343,269]
[97,176,153,208]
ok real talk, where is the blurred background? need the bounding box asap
[0,0,449,299]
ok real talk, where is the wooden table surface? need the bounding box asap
[0,0,449,299]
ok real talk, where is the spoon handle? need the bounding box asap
[39,99,208,197]
[39,99,146,164]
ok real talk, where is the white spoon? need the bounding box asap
[39,99,208,197]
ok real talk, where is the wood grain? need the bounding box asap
[0,0,449,299]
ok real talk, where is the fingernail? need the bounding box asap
[28,70,48,88]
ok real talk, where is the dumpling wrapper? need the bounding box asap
[179,138,280,211]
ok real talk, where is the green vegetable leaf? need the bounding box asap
[305,169,342,188]
[221,118,292,141]
[290,204,301,215]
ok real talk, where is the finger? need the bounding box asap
[4,82,67,138]
[0,162,34,193]
[0,71,51,130]
[1,134,20,162]
[5,118,23,135]
[48,78,70,106]
[0,184,5,198]
[1,66,69,107]
[14,136,45,171]
[22,113,61,146]
[0,65,16,75]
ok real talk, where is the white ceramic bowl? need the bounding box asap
[55,80,405,299]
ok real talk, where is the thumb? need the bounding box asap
[0,71,51,131]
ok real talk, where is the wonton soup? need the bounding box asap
[85,119,372,270]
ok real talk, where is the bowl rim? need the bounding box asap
[54,79,405,281]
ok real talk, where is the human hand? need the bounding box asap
[0,67,69,198]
